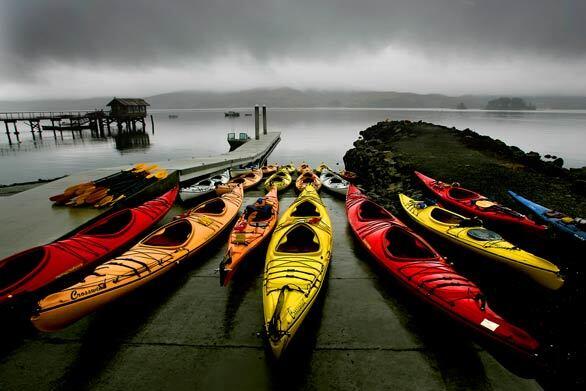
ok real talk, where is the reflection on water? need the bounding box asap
[0,108,585,184]
[114,132,151,152]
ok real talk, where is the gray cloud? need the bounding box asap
[0,0,585,97]
[2,0,586,65]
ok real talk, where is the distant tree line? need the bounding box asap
[485,97,536,110]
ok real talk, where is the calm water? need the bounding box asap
[0,108,585,185]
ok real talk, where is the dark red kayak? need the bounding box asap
[414,171,546,234]
[346,184,538,354]
[0,186,178,306]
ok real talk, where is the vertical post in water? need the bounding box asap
[4,121,12,145]
[262,105,267,135]
[150,114,155,135]
[254,105,260,140]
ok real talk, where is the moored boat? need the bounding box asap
[414,171,546,234]
[31,185,243,332]
[220,188,279,286]
[264,169,292,192]
[297,163,312,175]
[399,193,564,290]
[295,172,321,192]
[179,170,230,202]
[0,186,178,307]
[315,163,331,175]
[263,184,332,357]
[508,190,586,242]
[282,164,296,175]
[319,169,349,197]
[217,168,263,193]
[346,185,539,354]
[261,164,279,176]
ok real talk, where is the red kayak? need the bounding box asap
[346,184,538,354]
[414,171,546,234]
[0,186,178,306]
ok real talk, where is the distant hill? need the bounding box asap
[1,88,585,111]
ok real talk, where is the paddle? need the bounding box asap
[50,163,156,203]
[52,164,161,205]
[92,170,169,208]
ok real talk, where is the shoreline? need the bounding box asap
[0,176,65,196]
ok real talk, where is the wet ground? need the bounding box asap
[0,185,540,391]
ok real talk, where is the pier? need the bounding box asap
[0,130,280,260]
[0,98,150,145]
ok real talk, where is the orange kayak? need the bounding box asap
[261,164,279,176]
[31,185,243,332]
[297,163,312,175]
[220,187,279,286]
[296,172,321,192]
[217,168,262,193]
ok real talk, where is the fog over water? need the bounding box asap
[0,108,584,185]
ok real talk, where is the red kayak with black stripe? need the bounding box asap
[0,186,178,306]
[414,171,546,234]
[345,184,538,355]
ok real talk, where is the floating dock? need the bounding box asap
[0,132,280,260]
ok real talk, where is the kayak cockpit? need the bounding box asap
[198,179,213,186]
[384,227,436,260]
[430,208,465,225]
[192,199,226,215]
[448,187,477,200]
[358,201,393,221]
[143,220,193,247]
[0,247,45,292]
[277,225,320,253]
[82,210,133,236]
[291,201,320,217]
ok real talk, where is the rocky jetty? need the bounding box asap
[344,120,586,216]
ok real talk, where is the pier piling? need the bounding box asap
[254,105,260,140]
[262,105,267,135]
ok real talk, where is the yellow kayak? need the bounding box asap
[399,194,564,290]
[282,163,296,175]
[315,163,331,174]
[31,185,243,332]
[264,168,292,192]
[263,184,332,357]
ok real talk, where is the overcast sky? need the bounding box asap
[1,0,585,100]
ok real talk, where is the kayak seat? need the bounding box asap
[359,201,392,220]
[83,210,132,235]
[144,220,192,247]
[193,199,226,215]
[385,227,436,259]
[448,187,477,200]
[277,225,319,253]
[0,247,45,291]
[291,201,320,217]
[430,208,464,225]
[198,180,213,186]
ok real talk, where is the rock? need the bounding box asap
[552,158,564,167]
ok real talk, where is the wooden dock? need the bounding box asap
[0,132,280,260]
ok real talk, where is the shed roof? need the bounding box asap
[106,98,150,107]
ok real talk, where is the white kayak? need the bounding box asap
[180,170,230,201]
[320,169,349,196]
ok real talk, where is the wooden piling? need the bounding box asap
[262,105,267,135]
[254,105,260,140]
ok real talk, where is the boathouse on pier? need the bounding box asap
[106,98,150,132]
